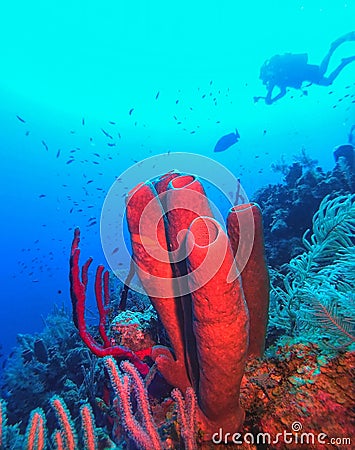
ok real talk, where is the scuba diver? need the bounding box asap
[254,31,355,105]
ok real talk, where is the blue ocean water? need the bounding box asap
[0,0,354,360]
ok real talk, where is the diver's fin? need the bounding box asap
[330,31,355,49]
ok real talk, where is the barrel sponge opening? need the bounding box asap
[230,202,256,213]
[170,174,195,189]
[189,217,219,248]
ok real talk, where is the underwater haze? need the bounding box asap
[0,0,354,356]
[0,2,355,448]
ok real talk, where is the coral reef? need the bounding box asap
[2,167,355,449]
[0,307,106,433]
[240,344,355,450]
[179,344,355,449]
[254,152,355,266]
[0,394,111,449]
[2,343,353,449]
[109,307,157,352]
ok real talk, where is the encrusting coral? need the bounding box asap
[239,344,355,450]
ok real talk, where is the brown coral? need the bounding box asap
[240,344,355,450]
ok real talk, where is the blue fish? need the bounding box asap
[214,129,240,152]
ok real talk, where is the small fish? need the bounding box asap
[129,108,134,115]
[16,115,26,123]
[82,117,85,126]
[101,129,113,139]
[213,129,240,152]
[56,149,61,158]
[42,140,48,151]
[155,91,160,99]
[109,121,116,125]
[39,194,46,198]
[66,159,75,164]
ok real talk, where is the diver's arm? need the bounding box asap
[266,85,286,104]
